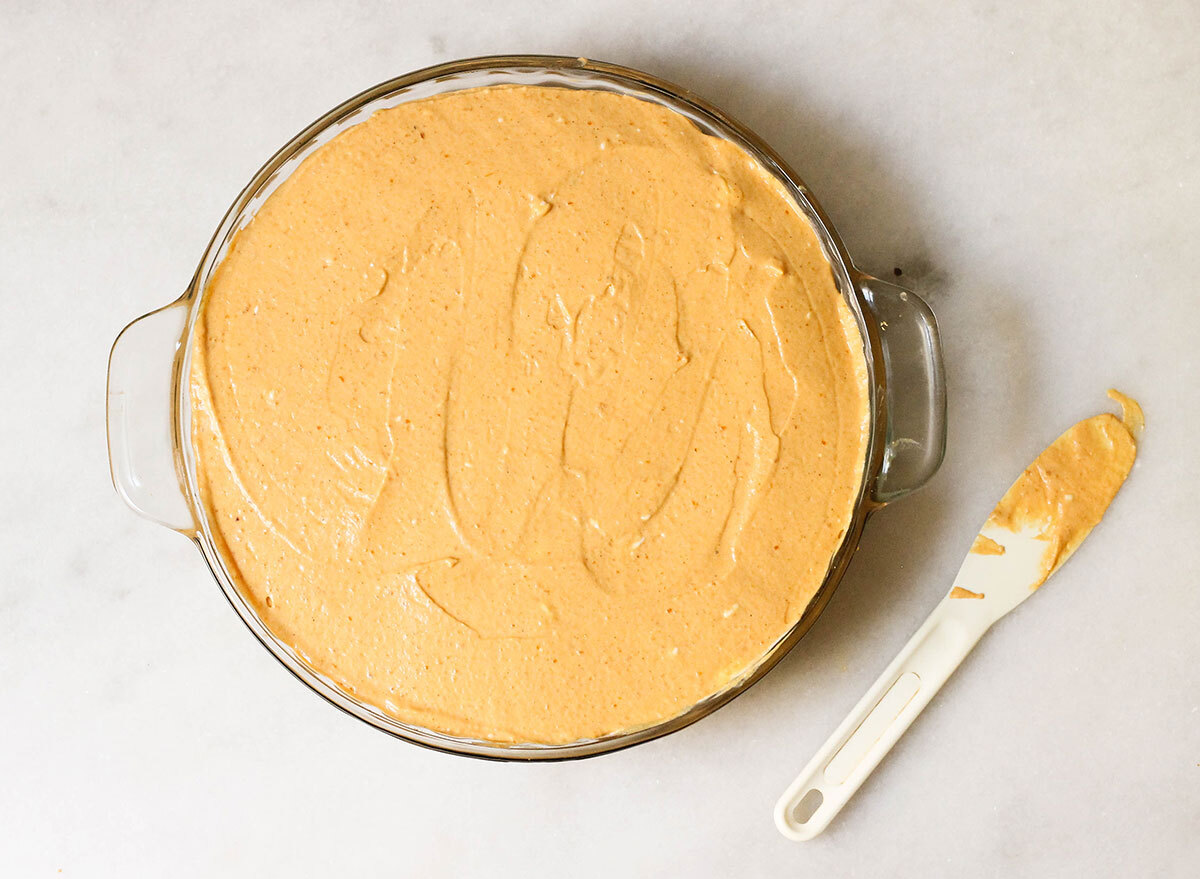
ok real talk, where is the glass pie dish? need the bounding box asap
[106,55,946,760]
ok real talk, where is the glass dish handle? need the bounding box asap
[106,298,195,532]
[857,275,947,504]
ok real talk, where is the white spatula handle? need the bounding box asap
[775,598,990,840]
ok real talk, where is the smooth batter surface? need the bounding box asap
[191,85,870,743]
[985,390,1141,586]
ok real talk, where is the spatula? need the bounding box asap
[774,396,1140,840]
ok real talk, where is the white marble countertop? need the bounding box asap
[3,1,1197,875]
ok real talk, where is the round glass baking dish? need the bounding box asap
[106,55,946,760]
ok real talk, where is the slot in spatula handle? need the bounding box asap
[775,600,988,840]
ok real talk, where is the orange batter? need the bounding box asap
[190,86,870,743]
[985,390,1142,585]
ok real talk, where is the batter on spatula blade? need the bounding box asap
[982,389,1142,587]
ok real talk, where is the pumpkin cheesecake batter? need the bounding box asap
[983,390,1142,586]
[191,85,871,743]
